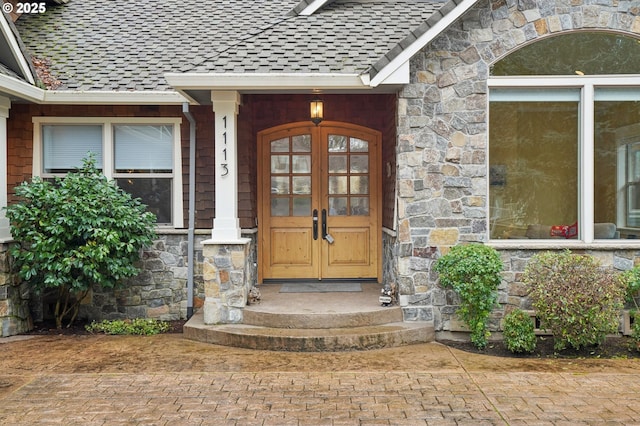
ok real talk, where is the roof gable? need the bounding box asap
[0,8,35,84]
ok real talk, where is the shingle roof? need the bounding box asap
[15,0,444,91]
[189,1,441,75]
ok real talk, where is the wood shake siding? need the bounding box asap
[6,104,215,229]
[7,95,396,231]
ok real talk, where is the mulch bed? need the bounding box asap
[441,335,640,359]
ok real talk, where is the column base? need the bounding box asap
[202,240,251,325]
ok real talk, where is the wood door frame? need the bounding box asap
[257,121,382,283]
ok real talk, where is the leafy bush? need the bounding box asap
[502,309,536,354]
[434,244,504,349]
[86,318,170,335]
[523,250,625,351]
[5,157,156,329]
[621,266,640,350]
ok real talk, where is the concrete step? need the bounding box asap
[184,312,435,352]
[242,305,403,329]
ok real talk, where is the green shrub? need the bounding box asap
[85,318,170,335]
[4,156,157,329]
[502,309,536,354]
[434,243,504,349]
[621,266,640,351]
[523,250,625,351]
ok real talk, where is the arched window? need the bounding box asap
[488,32,640,242]
[491,32,640,76]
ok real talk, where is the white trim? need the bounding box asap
[0,96,9,117]
[298,0,332,15]
[489,75,640,88]
[0,96,10,241]
[581,84,595,243]
[368,0,481,87]
[165,72,369,91]
[0,77,189,104]
[32,117,184,228]
[375,61,410,85]
[488,75,640,244]
[0,73,42,102]
[0,14,35,84]
[32,117,180,125]
[42,91,188,105]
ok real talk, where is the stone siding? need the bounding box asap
[0,242,31,336]
[0,230,260,336]
[395,0,640,331]
[77,231,209,322]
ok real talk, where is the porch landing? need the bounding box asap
[183,283,435,351]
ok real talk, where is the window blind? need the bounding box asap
[42,125,103,172]
[114,125,173,172]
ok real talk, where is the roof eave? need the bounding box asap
[42,90,188,105]
[0,73,42,102]
[0,77,189,104]
[366,0,482,87]
[165,72,370,90]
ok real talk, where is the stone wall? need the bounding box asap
[450,248,638,335]
[11,229,210,326]
[0,242,31,336]
[77,230,209,322]
[0,229,261,336]
[395,0,640,331]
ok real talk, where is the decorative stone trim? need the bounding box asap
[202,239,254,324]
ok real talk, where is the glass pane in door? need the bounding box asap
[327,134,371,217]
[271,138,289,152]
[293,197,311,216]
[269,134,312,217]
[292,135,311,152]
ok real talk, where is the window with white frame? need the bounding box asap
[488,32,640,242]
[33,117,183,227]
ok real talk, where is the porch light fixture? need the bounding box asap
[310,97,324,126]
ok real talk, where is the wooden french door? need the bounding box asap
[258,121,381,282]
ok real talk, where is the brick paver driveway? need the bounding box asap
[1,334,640,425]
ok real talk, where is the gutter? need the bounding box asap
[0,72,190,104]
[164,72,370,91]
[182,102,196,319]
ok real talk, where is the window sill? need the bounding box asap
[488,239,640,250]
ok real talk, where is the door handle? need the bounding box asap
[321,209,327,239]
[321,209,335,244]
[313,209,318,240]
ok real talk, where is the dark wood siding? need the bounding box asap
[7,95,397,231]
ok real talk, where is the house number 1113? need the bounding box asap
[220,115,229,177]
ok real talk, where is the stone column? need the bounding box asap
[202,242,250,324]
[203,91,250,324]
